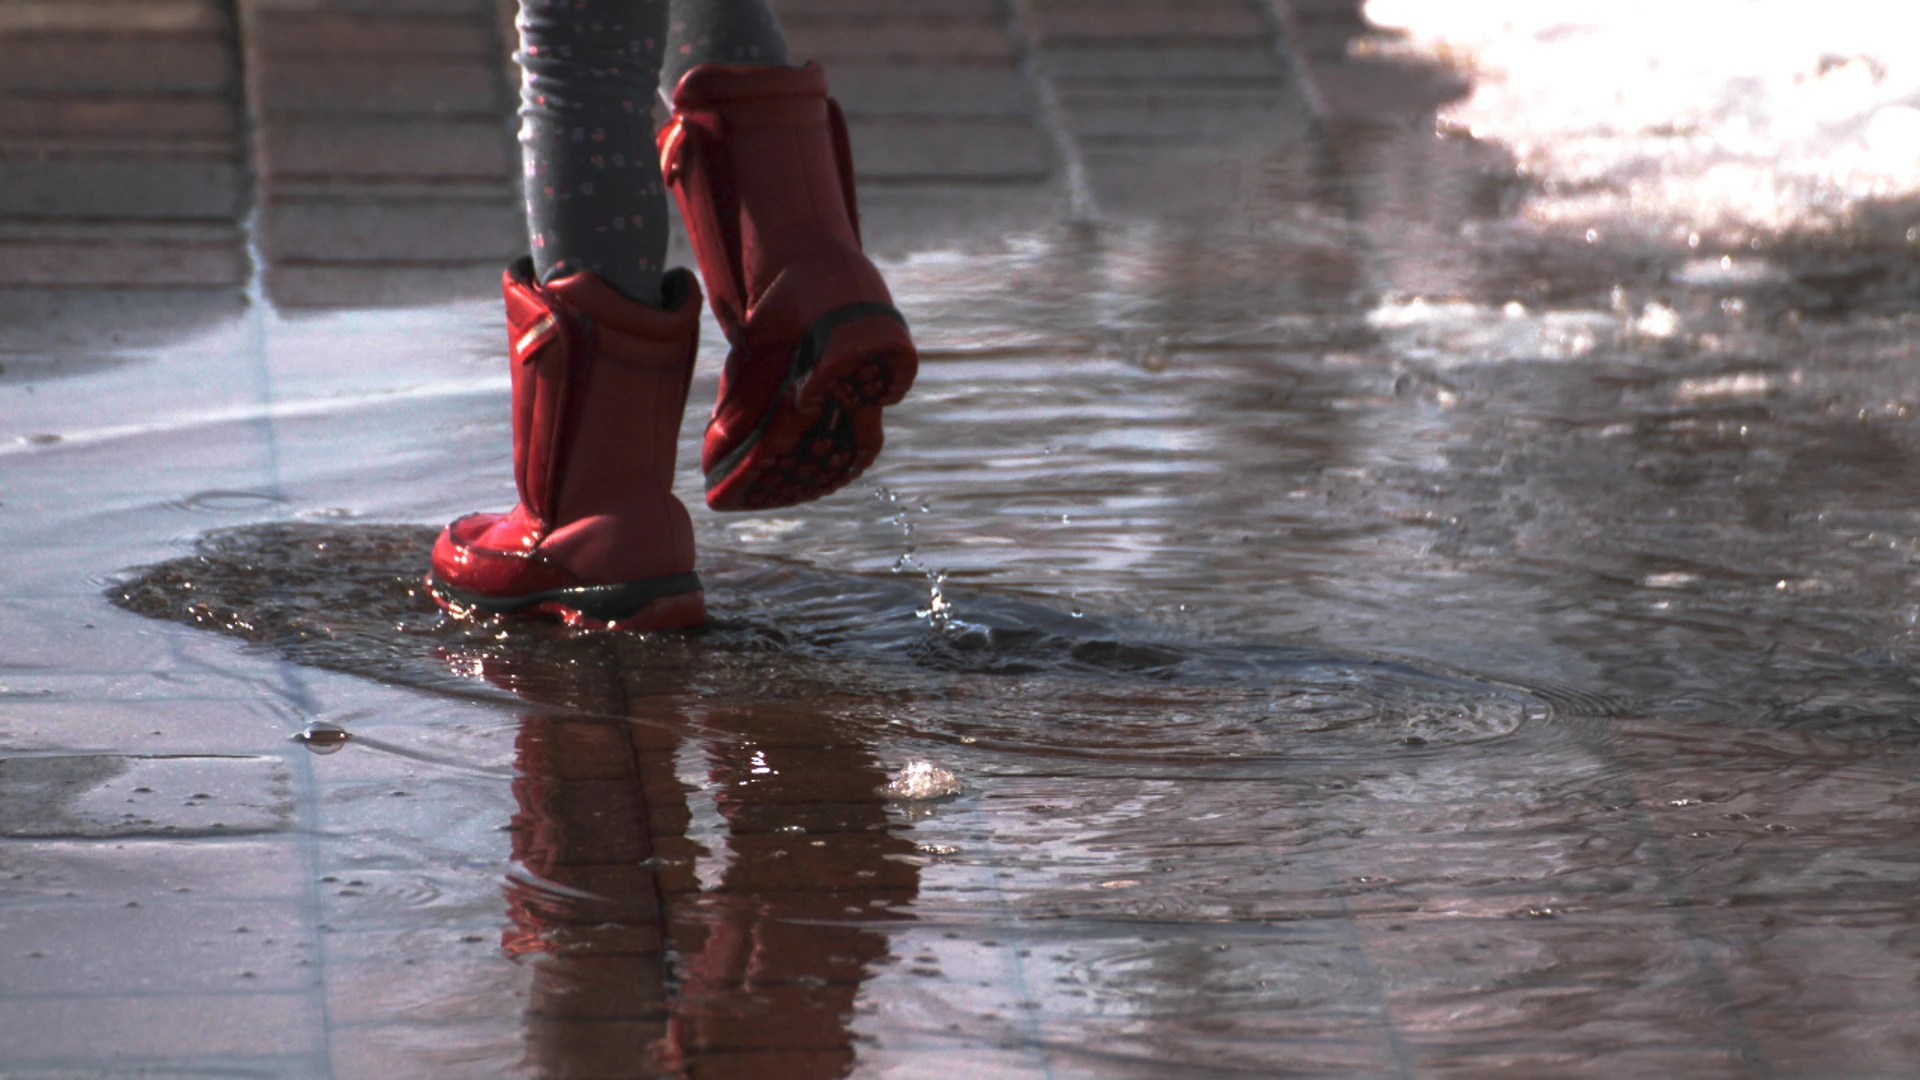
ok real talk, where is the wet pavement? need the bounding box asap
[7,1,1920,1077]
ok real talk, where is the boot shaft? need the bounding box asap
[658,62,867,330]
[503,259,702,534]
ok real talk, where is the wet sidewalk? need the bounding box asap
[6,1,1920,1078]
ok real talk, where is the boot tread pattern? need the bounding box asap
[705,303,916,512]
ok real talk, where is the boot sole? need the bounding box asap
[704,303,916,512]
[426,572,705,632]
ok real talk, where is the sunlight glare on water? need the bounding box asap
[884,760,965,801]
[1367,0,1920,241]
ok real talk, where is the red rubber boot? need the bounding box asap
[659,62,918,512]
[427,258,706,631]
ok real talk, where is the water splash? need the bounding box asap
[874,484,956,632]
[883,760,964,801]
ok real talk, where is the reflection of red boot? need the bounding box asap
[428,258,706,631]
[660,62,918,512]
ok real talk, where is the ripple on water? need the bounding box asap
[109,524,1606,771]
[171,490,292,513]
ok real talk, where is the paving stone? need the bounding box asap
[0,897,313,996]
[678,749,893,805]
[778,0,1002,15]
[0,288,246,355]
[263,117,514,182]
[0,992,319,1061]
[672,915,889,986]
[659,838,918,894]
[0,34,231,94]
[240,0,518,301]
[508,865,665,923]
[1739,1008,1920,1078]
[829,64,1035,117]
[1284,0,1371,61]
[265,199,522,263]
[0,137,238,165]
[687,1049,858,1080]
[0,838,304,902]
[0,1,246,297]
[258,57,506,115]
[0,160,245,220]
[1078,145,1310,216]
[0,96,235,139]
[514,1016,672,1078]
[849,119,1050,181]
[250,11,499,59]
[1063,89,1313,143]
[675,988,862,1050]
[265,261,504,309]
[0,0,224,34]
[1044,42,1287,82]
[521,957,672,1020]
[855,182,1064,256]
[0,754,294,837]
[1311,59,1469,122]
[325,1018,527,1080]
[1030,2,1271,42]
[785,21,1019,64]
[322,929,532,1026]
[0,239,246,289]
[251,0,491,12]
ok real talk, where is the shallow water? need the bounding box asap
[7,16,1920,1079]
[70,184,1920,1075]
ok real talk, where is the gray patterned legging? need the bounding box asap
[516,0,790,306]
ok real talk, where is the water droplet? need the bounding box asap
[294,722,352,754]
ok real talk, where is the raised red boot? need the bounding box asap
[659,62,918,512]
[427,258,706,631]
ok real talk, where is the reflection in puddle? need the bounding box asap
[113,524,1588,762]
[504,710,914,1078]
[114,524,1620,1076]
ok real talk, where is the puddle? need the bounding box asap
[111,523,1597,767]
[9,6,1920,1076]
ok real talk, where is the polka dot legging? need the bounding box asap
[517,0,790,306]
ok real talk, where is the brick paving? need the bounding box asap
[0,3,1447,1076]
[243,0,524,306]
[0,0,1394,317]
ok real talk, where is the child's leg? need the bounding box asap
[664,0,791,88]
[517,0,672,305]
[425,0,707,632]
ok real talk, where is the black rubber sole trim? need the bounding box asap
[428,571,702,622]
[703,300,907,491]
